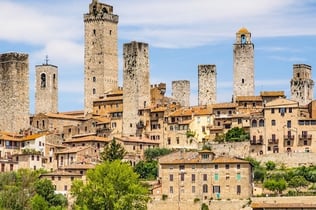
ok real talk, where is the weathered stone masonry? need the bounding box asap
[198,64,216,105]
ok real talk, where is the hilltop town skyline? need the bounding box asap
[1,0,316,112]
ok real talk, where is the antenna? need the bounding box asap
[45,55,49,65]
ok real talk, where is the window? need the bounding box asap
[169,186,174,193]
[93,88,96,94]
[237,164,240,169]
[64,185,68,191]
[289,108,292,113]
[237,173,241,180]
[241,78,245,84]
[40,73,46,88]
[213,186,221,193]
[180,173,184,181]
[271,108,275,114]
[226,173,230,180]
[192,174,196,182]
[214,164,218,169]
[52,176,55,180]
[225,164,229,169]
[287,120,291,128]
[93,77,96,82]
[192,186,196,193]
[271,120,276,126]
[214,173,219,181]
[169,174,173,181]
[251,120,257,127]
[176,137,179,144]
[167,138,171,145]
[203,174,207,181]
[58,176,61,181]
[259,119,264,127]
[71,177,74,181]
[237,185,241,195]
[202,184,208,193]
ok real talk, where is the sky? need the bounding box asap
[1,0,316,113]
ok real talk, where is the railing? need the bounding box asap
[250,140,263,145]
[299,134,312,140]
[268,139,279,144]
[283,135,295,140]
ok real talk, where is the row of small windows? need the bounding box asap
[169,164,241,170]
[40,73,57,88]
[251,119,264,127]
[170,125,188,131]
[271,107,292,114]
[298,120,316,126]
[169,185,241,195]
[169,173,241,182]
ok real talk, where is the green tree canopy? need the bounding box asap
[134,160,158,180]
[265,161,276,171]
[100,138,126,162]
[71,160,149,210]
[225,127,249,142]
[263,178,287,195]
[288,175,309,192]
[144,148,173,161]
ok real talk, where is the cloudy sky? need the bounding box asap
[1,0,316,113]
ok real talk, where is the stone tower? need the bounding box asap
[290,64,314,105]
[84,0,119,114]
[233,27,254,101]
[123,41,150,137]
[198,64,216,105]
[0,52,29,133]
[172,80,190,107]
[35,58,58,114]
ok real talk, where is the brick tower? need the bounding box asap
[35,57,58,114]
[233,27,254,101]
[198,64,217,105]
[84,0,119,115]
[290,64,314,105]
[0,52,30,132]
[172,80,190,107]
[123,41,151,137]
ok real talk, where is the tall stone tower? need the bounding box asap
[198,64,216,105]
[290,64,314,105]
[35,58,58,114]
[0,53,29,133]
[123,41,150,137]
[172,80,190,107]
[84,0,119,115]
[233,27,254,101]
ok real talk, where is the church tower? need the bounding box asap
[84,0,119,114]
[233,27,254,101]
[290,64,314,105]
[35,57,58,114]
[122,41,150,137]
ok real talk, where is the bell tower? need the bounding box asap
[84,0,119,115]
[233,27,254,101]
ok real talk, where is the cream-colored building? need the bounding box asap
[158,150,253,202]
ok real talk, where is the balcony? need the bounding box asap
[283,135,295,141]
[268,139,279,144]
[250,139,263,145]
[298,135,312,146]
[299,134,312,140]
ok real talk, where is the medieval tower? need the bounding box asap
[123,41,151,137]
[0,53,30,133]
[290,64,314,105]
[172,80,190,107]
[233,27,254,101]
[198,64,217,105]
[35,58,58,114]
[84,0,119,115]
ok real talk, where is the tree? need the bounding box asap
[225,127,249,142]
[288,175,309,193]
[265,161,276,171]
[100,138,126,162]
[31,194,49,210]
[144,148,173,161]
[71,160,149,210]
[263,178,287,195]
[134,160,158,180]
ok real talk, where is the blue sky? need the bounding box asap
[1,0,316,113]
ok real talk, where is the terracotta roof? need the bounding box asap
[159,151,201,164]
[178,119,193,125]
[251,202,316,209]
[0,132,45,142]
[212,103,238,109]
[116,136,160,144]
[60,163,95,170]
[151,106,168,112]
[64,135,110,143]
[265,98,298,107]
[94,95,123,102]
[45,112,85,121]
[169,108,193,117]
[40,170,82,177]
[260,91,285,97]
[211,156,249,164]
[235,96,262,102]
[54,146,93,154]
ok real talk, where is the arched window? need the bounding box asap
[93,88,96,95]
[53,74,56,88]
[241,78,245,84]
[251,120,257,127]
[241,35,246,44]
[41,73,46,88]
[202,184,208,193]
[259,119,265,127]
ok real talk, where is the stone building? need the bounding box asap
[290,64,314,106]
[35,59,58,114]
[122,41,151,137]
[158,151,253,202]
[198,65,216,105]
[0,52,30,133]
[84,0,119,114]
[233,27,254,101]
[172,80,190,107]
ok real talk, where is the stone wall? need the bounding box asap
[198,64,216,105]
[122,41,150,137]
[35,64,58,114]
[84,0,119,114]
[211,141,251,159]
[0,52,30,132]
[172,80,190,107]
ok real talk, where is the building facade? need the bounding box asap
[84,0,119,114]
